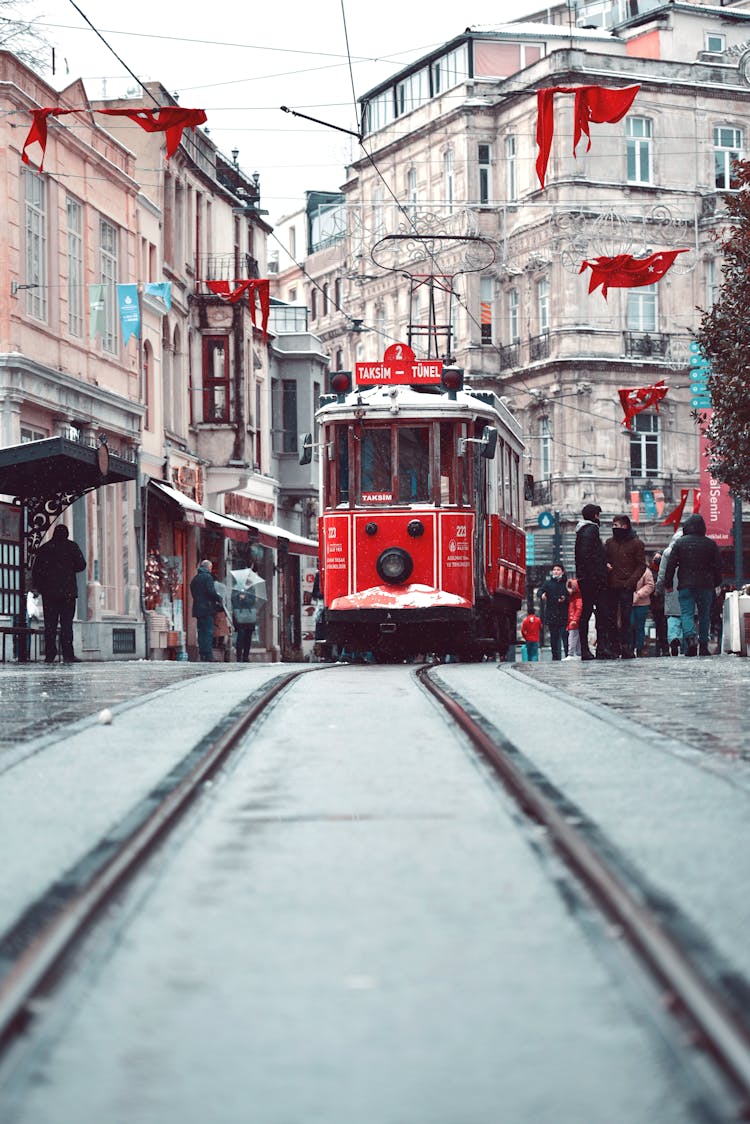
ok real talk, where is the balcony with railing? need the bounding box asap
[532,479,553,506]
[623,332,669,359]
[529,332,550,362]
[196,253,260,287]
[626,476,674,506]
[497,342,520,370]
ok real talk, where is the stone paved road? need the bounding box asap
[0,661,260,750]
[512,654,750,766]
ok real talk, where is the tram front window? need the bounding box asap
[361,428,392,501]
[397,426,429,503]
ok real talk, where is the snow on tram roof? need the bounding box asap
[316,382,522,441]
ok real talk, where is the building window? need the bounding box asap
[407,168,417,221]
[537,277,550,333]
[629,413,660,478]
[626,116,652,184]
[272,379,298,453]
[505,135,517,202]
[508,288,519,342]
[480,277,494,344]
[626,283,657,331]
[24,171,47,322]
[714,126,743,189]
[20,426,47,442]
[323,282,329,316]
[478,143,492,204]
[289,226,296,259]
[66,196,83,337]
[311,288,318,320]
[706,32,725,53]
[143,341,153,431]
[539,416,551,480]
[99,219,119,353]
[202,335,230,422]
[444,149,454,212]
[706,258,720,308]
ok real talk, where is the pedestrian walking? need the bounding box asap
[574,503,611,660]
[520,608,543,662]
[655,531,684,655]
[649,552,669,656]
[604,514,646,659]
[232,575,257,662]
[189,559,224,662]
[631,562,654,657]
[538,563,569,660]
[565,577,583,659]
[663,514,722,656]
[30,525,87,664]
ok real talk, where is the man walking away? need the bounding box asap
[663,514,722,656]
[604,514,646,659]
[190,559,224,662]
[574,504,611,660]
[31,525,87,664]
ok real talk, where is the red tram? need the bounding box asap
[306,350,526,661]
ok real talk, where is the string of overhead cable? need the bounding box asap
[64,0,159,106]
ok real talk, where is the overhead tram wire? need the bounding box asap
[65,0,159,106]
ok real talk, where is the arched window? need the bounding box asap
[162,318,172,432]
[143,340,153,431]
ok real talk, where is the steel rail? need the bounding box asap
[0,667,316,1050]
[418,666,750,1115]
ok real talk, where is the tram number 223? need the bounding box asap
[456,525,467,538]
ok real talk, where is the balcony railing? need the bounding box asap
[626,476,674,506]
[196,253,260,284]
[624,331,669,359]
[497,342,519,370]
[529,332,550,361]
[532,480,552,506]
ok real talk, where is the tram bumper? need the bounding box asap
[326,585,472,654]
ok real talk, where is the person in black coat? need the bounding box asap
[538,564,569,660]
[663,513,722,656]
[190,559,224,662]
[31,525,87,663]
[574,503,612,660]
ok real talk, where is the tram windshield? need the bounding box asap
[397,426,429,503]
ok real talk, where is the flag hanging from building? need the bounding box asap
[580,250,688,298]
[642,489,657,520]
[117,284,140,345]
[89,284,106,340]
[535,84,640,188]
[205,279,271,341]
[617,381,669,427]
[662,489,689,530]
[22,106,207,171]
[144,282,172,310]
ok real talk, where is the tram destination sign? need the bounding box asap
[355,343,443,386]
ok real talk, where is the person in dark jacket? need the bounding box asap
[190,559,224,662]
[574,503,611,660]
[538,563,569,660]
[31,525,87,664]
[663,513,722,656]
[604,514,646,659]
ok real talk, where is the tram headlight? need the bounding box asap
[376,547,413,585]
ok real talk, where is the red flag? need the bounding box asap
[22,106,207,169]
[692,488,701,514]
[580,250,688,298]
[535,84,639,188]
[617,381,668,427]
[662,489,689,529]
[205,279,271,341]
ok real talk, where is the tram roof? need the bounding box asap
[316,383,523,444]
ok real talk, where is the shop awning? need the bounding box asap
[229,516,319,557]
[148,480,206,525]
[0,435,137,500]
[204,509,251,542]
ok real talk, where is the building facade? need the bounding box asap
[283,1,750,580]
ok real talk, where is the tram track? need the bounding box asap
[0,665,325,1059]
[418,665,750,1117]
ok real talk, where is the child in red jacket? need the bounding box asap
[520,610,542,661]
[565,578,583,659]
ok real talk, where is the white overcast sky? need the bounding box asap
[33,0,547,223]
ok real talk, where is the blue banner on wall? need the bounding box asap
[117,284,141,344]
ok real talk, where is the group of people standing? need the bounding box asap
[189,559,257,663]
[521,503,723,662]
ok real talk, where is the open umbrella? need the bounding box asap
[230,568,267,604]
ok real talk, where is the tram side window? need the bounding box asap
[397,426,430,503]
[337,427,349,505]
[511,451,520,521]
[504,444,513,517]
[439,421,456,504]
[361,427,392,501]
[497,438,506,515]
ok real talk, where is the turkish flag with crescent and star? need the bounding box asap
[580,250,689,298]
[617,381,669,427]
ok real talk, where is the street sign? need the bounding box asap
[537,510,555,529]
[691,396,712,409]
[355,342,443,386]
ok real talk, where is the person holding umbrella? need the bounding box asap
[232,572,259,661]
